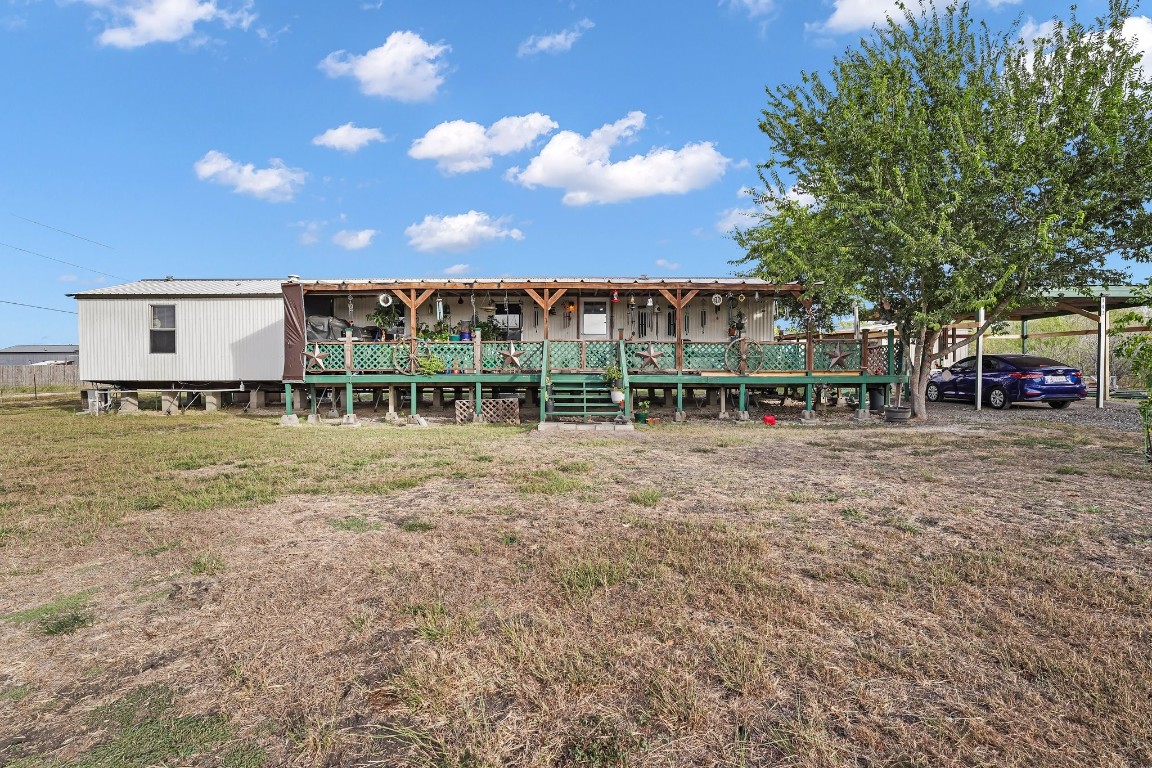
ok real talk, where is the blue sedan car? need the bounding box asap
[926,354,1088,410]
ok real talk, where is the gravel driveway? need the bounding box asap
[925,397,1144,431]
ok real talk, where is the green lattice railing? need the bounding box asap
[759,342,805,371]
[423,342,474,371]
[305,337,885,376]
[548,340,619,370]
[351,342,399,371]
[812,341,863,370]
[479,341,544,371]
[625,342,676,371]
[682,342,727,370]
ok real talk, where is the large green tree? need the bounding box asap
[735,0,1152,419]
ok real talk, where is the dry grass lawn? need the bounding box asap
[1,396,1150,767]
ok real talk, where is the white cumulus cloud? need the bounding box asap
[312,123,386,153]
[1122,15,1152,71]
[807,0,905,34]
[654,258,680,270]
[518,18,593,56]
[409,113,558,174]
[509,111,729,205]
[332,229,376,250]
[193,150,306,202]
[716,206,758,234]
[405,211,524,253]
[320,31,449,102]
[724,0,776,19]
[79,0,255,48]
[442,263,470,275]
[1021,15,1152,72]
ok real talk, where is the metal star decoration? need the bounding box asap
[825,343,850,369]
[637,344,664,369]
[500,342,522,368]
[303,344,329,371]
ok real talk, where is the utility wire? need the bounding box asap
[0,299,77,315]
[10,214,115,249]
[0,241,121,279]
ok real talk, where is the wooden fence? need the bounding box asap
[0,365,87,389]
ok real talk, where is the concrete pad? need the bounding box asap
[280,414,301,426]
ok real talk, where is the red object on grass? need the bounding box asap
[762,415,776,425]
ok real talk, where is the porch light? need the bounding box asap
[566,300,577,313]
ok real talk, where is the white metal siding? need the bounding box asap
[79,297,284,382]
[336,294,777,343]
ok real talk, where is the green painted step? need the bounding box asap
[546,377,622,421]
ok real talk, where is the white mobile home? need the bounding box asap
[72,279,285,388]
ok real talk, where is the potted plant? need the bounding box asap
[635,399,651,423]
[602,364,625,405]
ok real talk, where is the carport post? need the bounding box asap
[1097,293,1108,408]
[974,307,985,411]
[1020,319,1028,354]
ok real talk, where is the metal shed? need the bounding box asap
[0,345,79,366]
[71,279,285,388]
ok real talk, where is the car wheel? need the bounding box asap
[1048,400,1072,410]
[987,386,1010,410]
[925,382,941,402]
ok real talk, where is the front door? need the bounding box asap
[581,301,608,338]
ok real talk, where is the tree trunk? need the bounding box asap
[909,328,942,421]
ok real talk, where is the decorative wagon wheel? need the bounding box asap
[392,341,414,374]
[723,337,766,373]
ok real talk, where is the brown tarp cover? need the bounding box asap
[282,281,305,381]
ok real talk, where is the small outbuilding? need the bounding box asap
[0,345,79,366]
[70,278,286,409]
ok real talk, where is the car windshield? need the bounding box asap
[1002,355,1065,369]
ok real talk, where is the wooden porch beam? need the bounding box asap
[1055,302,1100,323]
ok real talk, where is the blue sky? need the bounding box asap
[1,0,1147,347]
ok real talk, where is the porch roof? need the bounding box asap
[291,276,803,294]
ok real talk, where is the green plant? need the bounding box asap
[627,489,661,507]
[329,516,383,533]
[636,400,651,412]
[190,552,225,576]
[415,355,447,376]
[400,519,436,532]
[472,317,502,341]
[602,364,623,387]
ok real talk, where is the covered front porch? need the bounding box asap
[280,278,904,424]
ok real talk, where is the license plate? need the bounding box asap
[1044,375,1068,384]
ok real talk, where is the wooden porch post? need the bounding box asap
[675,286,684,371]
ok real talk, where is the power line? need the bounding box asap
[0,241,121,279]
[0,300,77,315]
[10,214,115,249]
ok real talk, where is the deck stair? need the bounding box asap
[547,374,623,422]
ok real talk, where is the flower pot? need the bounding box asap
[884,406,912,423]
[635,411,649,423]
[449,334,461,342]
[460,331,472,341]
[610,388,625,405]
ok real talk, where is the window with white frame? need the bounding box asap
[150,305,176,354]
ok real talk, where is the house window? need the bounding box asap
[150,305,176,354]
[581,301,608,337]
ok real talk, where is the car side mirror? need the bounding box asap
[949,366,961,375]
